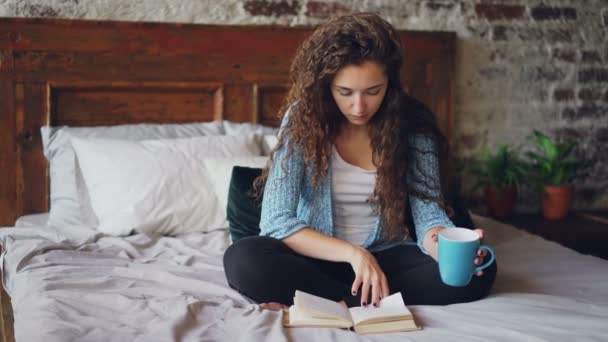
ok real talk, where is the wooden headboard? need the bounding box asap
[0,18,455,227]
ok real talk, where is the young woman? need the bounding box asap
[223,13,496,310]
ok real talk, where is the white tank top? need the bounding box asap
[331,146,379,246]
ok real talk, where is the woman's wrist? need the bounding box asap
[346,243,364,265]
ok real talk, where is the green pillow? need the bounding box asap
[226,166,263,242]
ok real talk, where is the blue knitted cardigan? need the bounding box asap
[259,116,455,252]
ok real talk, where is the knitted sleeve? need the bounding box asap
[258,112,310,239]
[408,135,455,253]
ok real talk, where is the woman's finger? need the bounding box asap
[351,276,362,296]
[360,281,371,306]
[371,279,381,307]
[474,228,485,240]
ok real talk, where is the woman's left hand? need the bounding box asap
[426,227,488,276]
[472,228,488,277]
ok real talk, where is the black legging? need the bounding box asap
[223,236,497,307]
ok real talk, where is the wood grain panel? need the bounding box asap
[0,78,16,226]
[0,49,17,341]
[12,51,293,83]
[401,32,455,142]
[404,56,454,142]
[0,284,14,342]
[256,83,288,127]
[50,82,223,126]
[20,83,48,216]
[223,84,254,123]
[0,50,12,73]
[2,19,312,56]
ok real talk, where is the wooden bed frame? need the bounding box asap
[0,17,455,342]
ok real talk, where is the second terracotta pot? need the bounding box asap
[542,184,573,220]
[483,185,517,219]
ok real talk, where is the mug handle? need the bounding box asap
[475,245,495,272]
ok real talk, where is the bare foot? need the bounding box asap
[259,302,288,311]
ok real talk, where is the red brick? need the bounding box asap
[578,89,602,101]
[426,1,456,11]
[305,1,350,19]
[581,51,602,63]
[579,69,608,83]
[554,89,575,101]
[553,49,577,63]
[563,105,607,120]
[597,128,608,142]
[580,105,607,118]
[244,0,300,17]
[531,6,576,21]
[475,4,525,21]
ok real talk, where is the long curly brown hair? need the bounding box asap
[255,13,449,240]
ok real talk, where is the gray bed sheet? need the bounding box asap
[13,212,49,228]
[1,214,607,341]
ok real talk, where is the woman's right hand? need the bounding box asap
[349,245,390,307]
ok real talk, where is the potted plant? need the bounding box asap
[525,130,586,220]
[467,144,527,219]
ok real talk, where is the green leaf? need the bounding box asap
[524,130,584,186]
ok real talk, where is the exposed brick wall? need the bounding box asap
[244,0,299,17]
[1,0,607,211]
[475,4,525,21]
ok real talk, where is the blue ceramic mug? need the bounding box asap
[438,228,495,287]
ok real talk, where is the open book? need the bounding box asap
[282,290,421,334]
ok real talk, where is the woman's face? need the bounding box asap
[330,61,388,127]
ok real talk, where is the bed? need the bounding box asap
[1,18,607,342]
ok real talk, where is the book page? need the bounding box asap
[294,290,352,322]
[353,319,420,334]
[349,292,413,326]
[288,306,352,328]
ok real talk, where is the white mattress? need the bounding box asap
[1,214,607,341]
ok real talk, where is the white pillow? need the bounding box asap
[222,121,279,156]
[41,121,225,227]
[201,156,268,229]
[261,134,279,155]
[71,134,261,236]
[222,121,278,136]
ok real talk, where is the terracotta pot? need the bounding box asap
[483,185,517,219]
[543,184,573,220]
